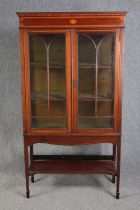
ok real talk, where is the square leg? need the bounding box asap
[116,142,121,199]
[24,137,30,198]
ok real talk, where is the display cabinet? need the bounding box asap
[17,12,126,199]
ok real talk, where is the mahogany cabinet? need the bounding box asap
[17,12,127,199]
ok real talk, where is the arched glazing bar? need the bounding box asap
[46,34,63,114]
[29,34,47,64]
[80,34,97,49]
[78,33,96,120]
[78,33,97,118]
[78,33,115,128]
[30,33,65,118]
[96,34,114,116]
[97,34,115,66]
[97,34,115,121]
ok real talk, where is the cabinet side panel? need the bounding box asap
[19,30,27,134]
[118,28,124,133]
[113,29,122,133]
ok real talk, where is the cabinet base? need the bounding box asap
[25,153,120,199]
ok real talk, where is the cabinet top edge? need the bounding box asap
[16,11,127,18]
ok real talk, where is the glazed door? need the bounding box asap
[26,30,71,133]
[72,30,118,132]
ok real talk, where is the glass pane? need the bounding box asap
[98,35,114,65]
[78,33,115,129]
[29,33,66,129]
[78,118,113,129]
[97,101,113,116]
[98,67,113,99]
[78,100,95,116]
[32,117,66,129]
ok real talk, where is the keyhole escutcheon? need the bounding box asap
[72,80,77,88]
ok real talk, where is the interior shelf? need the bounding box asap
[30,62,65,69]
[78,63,113,69]
[31,93,112,102]
[30,63,113,69]
[78,97,113,102]
[32,115,66,118]
[31,92,65,101]
[78,116,113,119]
[78,93,113,101]
[31,115,113,119]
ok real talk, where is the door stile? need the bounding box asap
[65,29,72,132]
[71,29,78,132]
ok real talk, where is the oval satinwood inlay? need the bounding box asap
[70,19,77,24]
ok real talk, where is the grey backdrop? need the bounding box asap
[0,0,140,209]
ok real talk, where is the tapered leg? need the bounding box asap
[30,145,33,163]
[112,144,116,183]
[112,175,115,183]
[30,145,34,183]
[31,175,34,183]
[24,137,30,198]
[116,142,121,199]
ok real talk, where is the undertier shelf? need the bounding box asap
[29,155,115,175]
